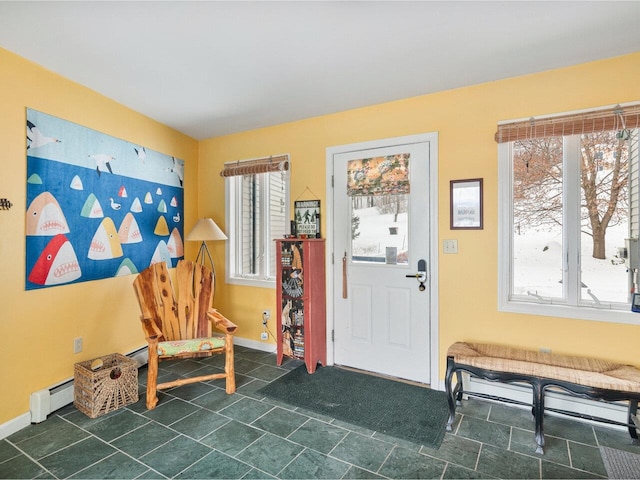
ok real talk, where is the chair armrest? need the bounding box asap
[207,309,238,334]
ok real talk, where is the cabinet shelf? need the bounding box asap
[275,239,326,373]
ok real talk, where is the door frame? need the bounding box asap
[324,132,440,388]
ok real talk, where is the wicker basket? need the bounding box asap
[74,353,138,418]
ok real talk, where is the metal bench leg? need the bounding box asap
[454,370,463,405]
[629,400,639,443]
[445,357,458,432]
[533,381,545,455]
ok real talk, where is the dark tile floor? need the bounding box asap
[1,346,639,479]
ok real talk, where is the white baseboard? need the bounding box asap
[0,412,31,441]
[4,339,280,440]
[6,343,630,440]
[234,336,277,354]
[1,346,150,440]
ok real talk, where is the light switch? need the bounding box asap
[443,239,458,254]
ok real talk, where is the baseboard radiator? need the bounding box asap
[29,347,148,423]
[466,375,629,429]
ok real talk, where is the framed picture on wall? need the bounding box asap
[450,178,483,230]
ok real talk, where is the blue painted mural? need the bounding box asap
[25,108,185,290]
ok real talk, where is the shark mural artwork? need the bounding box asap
[25,108,185,290]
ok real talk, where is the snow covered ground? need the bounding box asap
[352,206,409,263]
[514,223,630,304]
[353,204,631,304]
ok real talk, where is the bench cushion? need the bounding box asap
[447,342,640,394]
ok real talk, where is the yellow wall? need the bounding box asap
[200,52,640,372]
[2,45,640,428]
[0,48,198,424]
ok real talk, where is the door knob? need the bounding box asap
[405,259,427,291]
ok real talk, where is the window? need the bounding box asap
[498,104,640,323]
[224,156,290,287]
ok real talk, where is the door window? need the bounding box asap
[347,154,410,265]
[351,194,409,265]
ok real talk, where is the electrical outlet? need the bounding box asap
[73,337,83,354]
[260,332,268,341]
[262,309,270,325]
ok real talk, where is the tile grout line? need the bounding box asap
[4,438,57,479]
[7,351,640,479]
[56,415,165,479]
[474,442,483,472]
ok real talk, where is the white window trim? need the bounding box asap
[224,171,289,289]
[498,142,640,326]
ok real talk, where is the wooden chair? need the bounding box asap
[133,259,237,409]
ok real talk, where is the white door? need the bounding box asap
[331,137,433,384]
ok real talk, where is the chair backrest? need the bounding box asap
[133,260,215,342]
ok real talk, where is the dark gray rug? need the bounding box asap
[600,446,640,479]
[257,365,448,449]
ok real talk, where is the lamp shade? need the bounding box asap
[186,218,228,241]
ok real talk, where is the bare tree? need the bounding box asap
[375,194,408,221]
[513,131,630,260]
[580,131,629,259]
[513,137,563,231]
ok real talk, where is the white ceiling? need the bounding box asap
[1,1,639,140]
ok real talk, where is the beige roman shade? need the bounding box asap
[220,154,289,177]
[495,104,640,143]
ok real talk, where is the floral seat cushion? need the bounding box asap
[158,337,226,357]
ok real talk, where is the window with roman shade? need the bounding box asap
[223,155,290,286]
[497,103,640,324]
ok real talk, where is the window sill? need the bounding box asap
[499,299,640,325]
[225,276,275,289]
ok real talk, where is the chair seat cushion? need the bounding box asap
[158,337,226,357]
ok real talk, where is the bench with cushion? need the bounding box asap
[445,342,640,454]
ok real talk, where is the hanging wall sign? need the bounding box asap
[25,108,185,290]
[294,200,320,238]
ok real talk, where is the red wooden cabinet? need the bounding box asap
[275,239,326,373]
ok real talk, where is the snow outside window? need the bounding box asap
[498,127,640,324]
[225,170,289,287]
